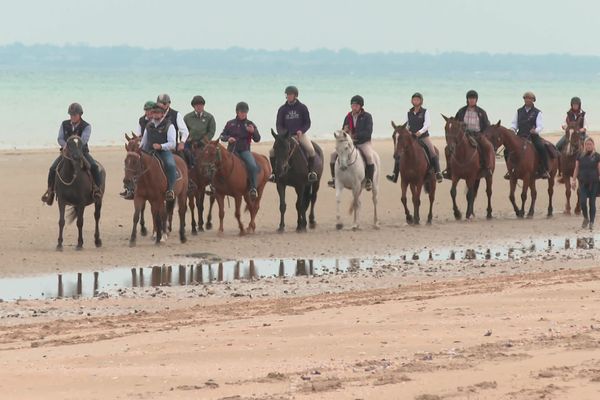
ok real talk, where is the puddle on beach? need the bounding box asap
[0,235,595,301]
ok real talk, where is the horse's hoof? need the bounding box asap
[373,223,380,230]
[198,226,205,232]
[563,210,571,216]
[486,214,493,220]
[129,240,136,248]
[426,220,432,225]
[526,214,534,219]
[56,244,63,252]
[309,221,317,229]
[191,229,198,236]
[206,223,213,230]
[95,239,102,248]
[575,210,581,216]
[180,236,187,244]
[296,226,307,233]
[76,245,83,251]
[406,216,413,224]
[454,212,462,221]
[336,223,343,230]
[352,226,360,231]
[140,227,148,237]
[277,226,285,233]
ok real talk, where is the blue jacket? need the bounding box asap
[220,117,260,153]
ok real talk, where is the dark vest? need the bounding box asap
[578,152,600,185]
[139,116,148,135]
[517,106,540,137]
[166,108,179,140]
[567,110,585,129]
[144,118,172,152]
[407,108,428,136]
[62,119,90,151]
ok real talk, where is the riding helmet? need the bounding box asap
[466,90,478,100]
[156,93,171,105]
[236,101,249,113]
[571,96,582,106]
[350,95,364,107]
[411,92,423,101]
[67,102,84,116]
[285,86,299,96]
[191,95,206,106]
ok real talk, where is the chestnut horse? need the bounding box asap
[200,140,271,235]
[485,122,558,218]
[124,148,188,245]
[189,142,216,233]
[558,120,584,215]
[391,121,437,225]
[442,115,494,220]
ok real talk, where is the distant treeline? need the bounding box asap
[1,43,600,78]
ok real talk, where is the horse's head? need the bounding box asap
[65,136,84,165]
[200,140,222,180]
[125,132,142,153]
[391,121,410,157]
[123,151,143,195]
[564,120,583,156]
[271,129,296,177]
[442,115,466,149]
[334,129,355,170]
[483,120,505,151]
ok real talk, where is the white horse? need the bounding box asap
[334,130,380,230]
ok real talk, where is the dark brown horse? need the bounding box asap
[270,129,323,233]
[558,120,584,215]
[201,141,271,235]
[442,116,494,220]
[189,142,216,234]
[485,122,558,218]
[54,136,106,251]
[391,121,437,225]
[124,148,188,245]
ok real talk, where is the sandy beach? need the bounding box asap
[2,135,600,399]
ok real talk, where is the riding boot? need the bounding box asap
[365,164,374,191]
[268,156,277,182]
[538,149,551,179]
[41,187,55,206]
[327,163,336,188]
[307,156,317,182]
[386,156,400,183]
[432,156,443,183]
[442,147,452,180]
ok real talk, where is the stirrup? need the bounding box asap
[120,189,134,200]
[268,174,276,183]
[386,174,397,183]
[442,170,452,180]
[327,179,335,189]
[93,187,103,200]
[435,172,443,183]
[249,188,258,200]
[308,171,318,182]
[504,171,511,180]
[365,179,373,191]
[165,190,175,201]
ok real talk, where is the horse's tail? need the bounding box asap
[66,206,78,224]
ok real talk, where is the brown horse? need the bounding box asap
[485,122,558,218]
[391,121,437,225]
[189,142,216,234]
[124,148,188,245]
[200,140,271,235]
[442,116,494,220]
[558,120,584,215]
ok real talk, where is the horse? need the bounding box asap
[200,140,271,235]
[123,147,188,246]
[124,133,150,236]
[442,115,494,220]
[558,120,584,215]
[333,130,380,230]
[189,141,216,234]
[54,135,106,251]
[484,122,558,218]
[270,129,323,232]
[391,121,437,225]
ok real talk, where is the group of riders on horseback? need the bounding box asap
[41,87,589,212]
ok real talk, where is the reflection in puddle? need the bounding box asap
[0,235,595,301]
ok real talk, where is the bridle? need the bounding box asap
[274,136,300,176]
[56,138,83,186]
[337,139,359,170]
[201,144,234,181]
[124,151,150,186]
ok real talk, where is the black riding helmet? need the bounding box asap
[68,102,83,116]
[236,101,249,113]
[466,90,478,100]
[351,95,364,107]
[571,96,582,107]
[285,86,299,96]
[411,92,423,101]
[191,95,206,106]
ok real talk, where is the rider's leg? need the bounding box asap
[42,155,62,205]
[158,150,177,198]
[503,148,511,180]
[83,152,102,187]
[239,150,259,192]
[357,142,375,190]
[556,136,567,152]
[478,135,494,176]
[421,136,443,182]
[532,134,550,177]
[328,151,338,188]
[298,133,317,181]
[268,147,276,182]
[442,145,452,179]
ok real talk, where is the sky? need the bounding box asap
[0,0,598,55]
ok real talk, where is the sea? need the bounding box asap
[1,68,599,150]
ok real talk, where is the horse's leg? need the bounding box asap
[75,206,84,250]
[206,193,215,230]
[427,178,435,225]
[309,183,318,229]
[234,195,245,236]
[295,185,307,232]
[401,180,412,224]
[450,178,461,220]
[335,184,344,230]
[527,178,537,218]
[178,193,187,243]
[465,179,477,220]
[485,175,493,220]
[277,183,286,233]
[574,178,581,215]
[129,197,143,247]
[197,189,205,232]
[351,186,362,231]
[547,173,554,218]
[412,183,422,225]
[57,200,65,251]
[372,182,379,229]
[216,194,225,234]
[153,202,163,245]
[188,192,198,235]
[509,178,522,218]
[94,200,102,248]
[519,177,529,218]
[140,201,148,237]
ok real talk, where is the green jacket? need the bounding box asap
[184,111,216,143]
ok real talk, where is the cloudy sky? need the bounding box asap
[1,0,597,55]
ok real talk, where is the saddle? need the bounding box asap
[290,136,323,171]
[416,138,433,170]
[149,151,182,181]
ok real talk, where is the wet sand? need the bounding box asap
[2,135,600,399]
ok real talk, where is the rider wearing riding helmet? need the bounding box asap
[220,101,261,200]
[387,93,443,183]
[328,95,375,190]
[556,96,588,152]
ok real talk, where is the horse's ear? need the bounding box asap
[441,114,449,122]
[125,133,131,141]
[132,131,138,138]
[271,128,277,139]
[333,130,339,139]
[391,121,397,130]
[401,122,408,129]
[496,120,501,127]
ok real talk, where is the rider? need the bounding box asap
[184,95,216,149]
[556,96,588,153]
[140,103,178,201]
[220,102,261,200]
[386,93,443,183]
[41,103,103,205]
[135,101,155,136]
[446,90,494,178]
[157,93,190,158]
[327,95,375,191]
[270,86,317,183]
[508,91,550,179]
